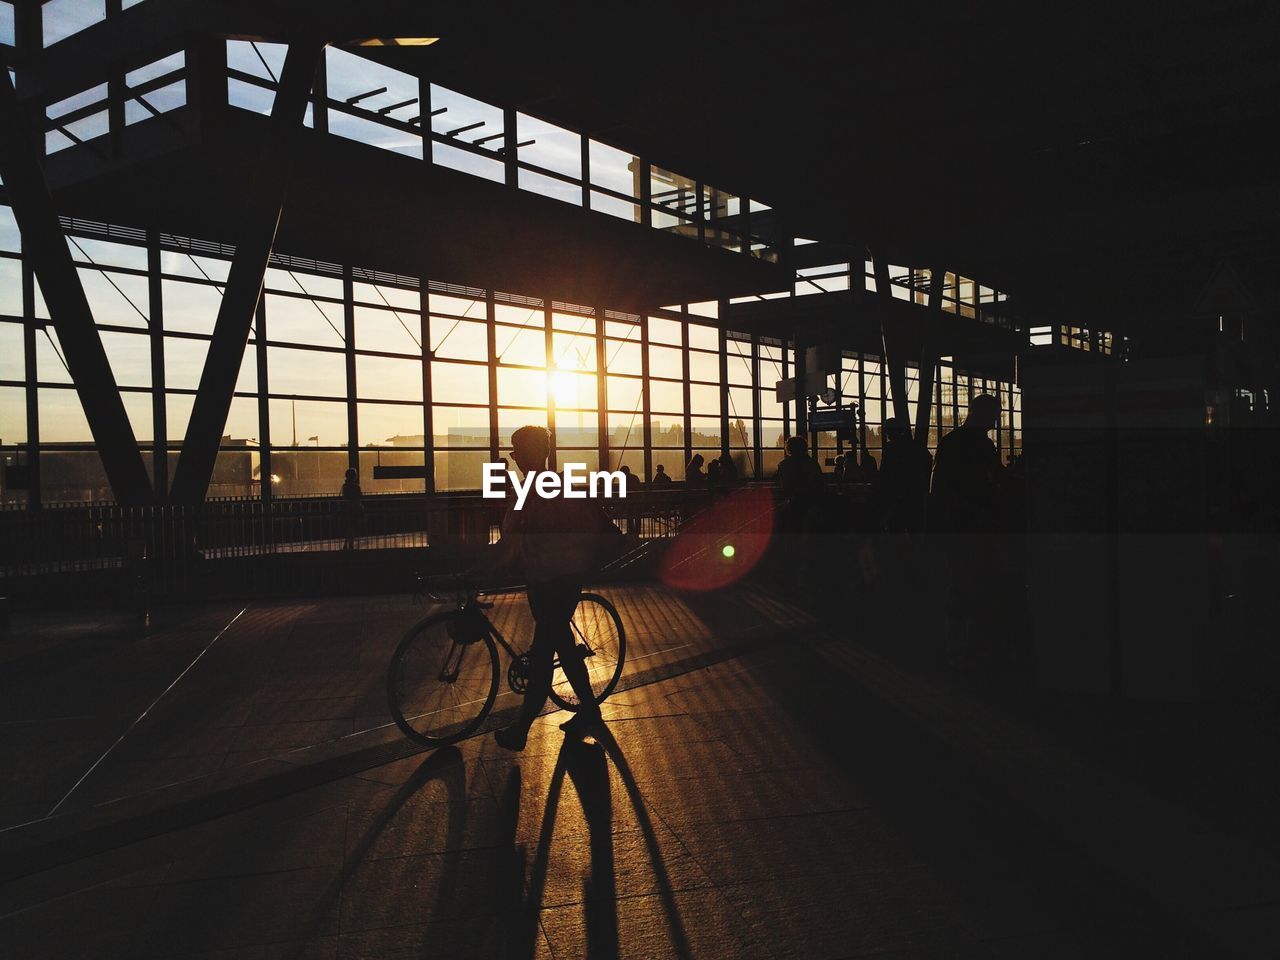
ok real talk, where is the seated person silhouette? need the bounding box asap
[650,464,672,485]
[493,425,617,751]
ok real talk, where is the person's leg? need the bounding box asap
[553,618,599,713]
[495,594,555,751]
[547,586,603,732]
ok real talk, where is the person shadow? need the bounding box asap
[504,727,692,960]
[281,745,467,959]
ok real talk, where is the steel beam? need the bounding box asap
[0,67,154,506]
[872,251,913,431]
[914,265,945,444]
[169,41,323,505]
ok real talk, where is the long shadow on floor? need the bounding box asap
[284,746,466,959]
[506,729,691,960]
[678,584,1221,957]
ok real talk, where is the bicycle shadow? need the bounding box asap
[282,745,467,959]
[504,727,692,960]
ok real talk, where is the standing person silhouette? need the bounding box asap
[930,393,1003,665]
[340,468,363,550]
[686,453,706,486]
[493,426,617,750]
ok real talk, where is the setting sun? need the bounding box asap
[550,369,577,408]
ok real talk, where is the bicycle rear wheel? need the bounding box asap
[549,592,626,711]
[388,611,499,747]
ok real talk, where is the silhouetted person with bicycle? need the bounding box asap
[929,393,1002,665]
[493,426,618,751]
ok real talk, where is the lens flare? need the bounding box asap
[659,486,773,591]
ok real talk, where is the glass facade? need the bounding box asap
[0,210,1022,504]
[1,22,1028,504]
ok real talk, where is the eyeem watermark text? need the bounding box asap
[482,463,627,510]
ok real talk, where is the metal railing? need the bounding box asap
[0,486,717,600]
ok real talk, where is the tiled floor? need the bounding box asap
[1,584,1278,957]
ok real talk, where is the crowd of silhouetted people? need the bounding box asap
[767,394,1026,669]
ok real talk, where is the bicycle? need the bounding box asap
[387,577,627,747]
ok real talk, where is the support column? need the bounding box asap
[22,262,40,509]
[718,324,730,463]
[595,306,608,470]
[793,337,808,441]
[872,251,913,432]
[170,41,323,505]
[680,310,692,470]
[0,68,153,505]
[487,288,499,465]
[254,297,271,504]
[640,314,652,482]
[751,334,763,480]
[420,283,435,494]
[915,265,944,446]
[544,300,556,471]
[148,232,168,498]
[343,266,358,473]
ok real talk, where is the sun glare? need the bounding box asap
[550,370,576,408]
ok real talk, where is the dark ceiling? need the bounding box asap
[398,0,1280,330]
[22,0,1280,331]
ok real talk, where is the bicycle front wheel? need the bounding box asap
[388,611,499,747]
[549,592,627,711]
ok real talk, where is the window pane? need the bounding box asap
[605,375,641,412]
[647,344,683,379]
[552,332,596,371]
[689,416,721,447]
[268,267,342,300]
[357,354,423,402]
[36,330,74,383]
[651,417,685,447]
[433,450,489,491]
[264,293,343,348]
[647,316,681,345]
[549,370,596,411]
[100,330,151,387]
[0,386,26,446]
[355,304,422,355]
[165,393,251,444]
[689,383,720,415]
[43,0,104,46]
[517,113,580,179]
[649,380,684,414]
[0,258,20,315]
[39,388,91,442]
[358,449,426,495]
[432,405,490,447]
[358,402,423,447]
[428,292,484,318]
[267,347,346,397]
[589,140,640,197]
[603,339,641,376]
[688,350,718,383]
[497,366,545,407]
[82,268,149,328]
[268,399,347,447]
[430,317,487,361]
[0,322,24,380]
[353,281,417,309]
[497,408,547,447]
[162,280,223,334]
[494,325,545,367]
[267,450,346,497]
